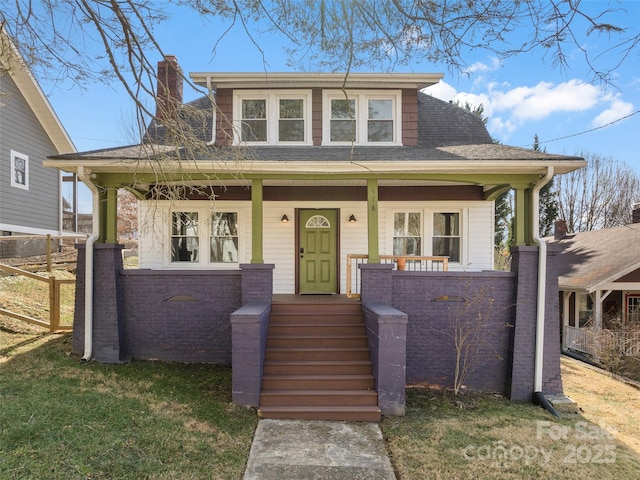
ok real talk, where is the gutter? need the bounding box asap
[77,166,100,362]
[205,76,217,146]
[531,166,554,393]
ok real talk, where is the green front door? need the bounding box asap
[299,209,338,294]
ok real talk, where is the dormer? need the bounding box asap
[189,72,443,147]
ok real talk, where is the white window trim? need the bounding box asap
[232,89,313,146]
[10,150,29,190]
[322,89,402,146]
[387,208,467,265]
[165,204,247,269]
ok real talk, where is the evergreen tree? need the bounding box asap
[533,134,559,236]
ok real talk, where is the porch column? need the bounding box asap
[367,178,380,263]
[512,187,531,247]
[562,291,570,348]
[251,179,264,264]
[98,187,118,244]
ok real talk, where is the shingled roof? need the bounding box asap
[49,87,583,172]
[549,223,640,292]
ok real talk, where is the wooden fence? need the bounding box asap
[0,234,85,333]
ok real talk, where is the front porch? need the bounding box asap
[72,244,565,419]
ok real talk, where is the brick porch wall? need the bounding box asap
[361,246,564,399]
[119,269,242,363]
[72,244,244,363]
[394,271,514,393]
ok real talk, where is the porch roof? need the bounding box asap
[46,143,584,176]
[549,223,640,293]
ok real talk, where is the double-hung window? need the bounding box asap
[432,213,460,262]
[210,212,238,263]
[393,212,421,256]
[234,90,312,145]
[323,90,401,145]
[10,150,29,190]
[170,210,241,265]
[171,212,199,262]
[626,294,640,323]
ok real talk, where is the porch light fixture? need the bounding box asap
[349,214,357,223]
[281,214,289,223]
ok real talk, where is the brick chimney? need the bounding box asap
[633,203,640,224]
[156,55,183,123]
[554,219,568,240]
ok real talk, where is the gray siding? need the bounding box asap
[0,73,60,233]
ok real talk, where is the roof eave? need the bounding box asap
[189,72,444,90]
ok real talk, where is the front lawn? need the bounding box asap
[0,319,257,480]
[381,386,640,480]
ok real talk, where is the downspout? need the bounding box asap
[205,76,217,146]
[531,166,560,416]
[77,166,100,362]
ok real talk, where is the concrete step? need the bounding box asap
[259,389,378,407]
[257,405,381,422]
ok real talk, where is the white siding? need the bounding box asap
[378,200,494,271]
[138,198,495,293]
[264,201,368,294]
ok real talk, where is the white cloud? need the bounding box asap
[424,77,634,140]
[423,81,457,102]
[489,80,601,121]
[592,99,635,127]
[463,57,501,75]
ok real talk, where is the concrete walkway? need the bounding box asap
[243,419,397,480]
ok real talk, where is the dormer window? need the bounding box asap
[323,90,402,145]
[234,90,312,145]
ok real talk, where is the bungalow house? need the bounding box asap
[551,215,640,356]
[0,30,77,256]
[45,57,585,420]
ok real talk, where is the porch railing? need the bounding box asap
[346,254,449,299]
[563,325,596,355]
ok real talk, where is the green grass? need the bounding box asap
[0,322,257,480]
[0,270,76,327]
[381,388,640,480]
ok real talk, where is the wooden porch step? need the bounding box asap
[258,405,381,422]
[270,303,362,315]
[259,389,379,407]
[267,334,368,348]
[269,313,365,324]
[268,323,366,335]
[262,374,374,390]
[259,300,378,422]
[265,347,371,362]
[263,360,373,375]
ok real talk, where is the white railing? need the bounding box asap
[563,325,596,355]
[564,325,640,358]
[346,254,449,299]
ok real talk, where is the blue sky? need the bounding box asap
[44,2,640,177]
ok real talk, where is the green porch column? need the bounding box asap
[98,187,118,244]
[367,178,380,263]
[251,179,264,264]
[513,186,534,247]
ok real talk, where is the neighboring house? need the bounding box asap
[550,215,640,356]
[46,57,585,420]
[0,31,77,256]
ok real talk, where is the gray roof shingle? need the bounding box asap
[549,224,640,291]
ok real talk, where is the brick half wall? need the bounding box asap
[120,269,242,363]
[393,271,516,393]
